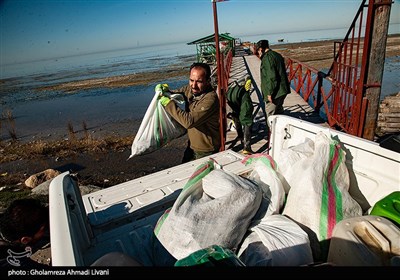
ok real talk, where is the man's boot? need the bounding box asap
[232,116,244,145]
[242,125,253,155]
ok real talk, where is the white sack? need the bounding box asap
[242,154,286,221]
[237,215,314,266]
[281,132,363,242]
[129,92,186,159]
[154,160,262,260]
[275,137,315,193]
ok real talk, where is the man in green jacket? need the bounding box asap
[158,62,221,163]
[227,76,254,155]
[256,40,290,127]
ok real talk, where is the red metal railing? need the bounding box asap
[222,49,233,90]
[217,0,391,141]
[285,0,388,138]
[218,49,233,149]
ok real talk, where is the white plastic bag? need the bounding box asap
[237,215,314,266]
[154,160,262,260]
[128,92,186,159]
[242,154,286,221]
[281,132,363,242]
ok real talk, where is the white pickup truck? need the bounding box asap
[49,115,400,266]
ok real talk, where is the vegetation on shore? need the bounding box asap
[1,133,133,165]
[1,117,134,194]
[0,131,134,209]
[36,59,194,93]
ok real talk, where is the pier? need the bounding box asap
[224,47,326,153]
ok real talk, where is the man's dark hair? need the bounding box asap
[256,40,269,51]
[0,199,48,243]
[190,62,211,80]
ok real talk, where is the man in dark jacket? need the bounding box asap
[158,62,221,163]
[227,76,254,154]
[256,40,290,126]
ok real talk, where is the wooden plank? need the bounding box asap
[376,93,400,136]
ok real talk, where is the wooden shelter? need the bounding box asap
[187,33,235,65]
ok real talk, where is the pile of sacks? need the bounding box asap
[154,132,363,266]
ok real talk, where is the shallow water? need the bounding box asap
[0,78,189,142]
[0,45,196,142]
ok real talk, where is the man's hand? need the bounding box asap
[267,95,272,103]
[155,83,170,97]
[244,78,252,91]
[159,96,171,106]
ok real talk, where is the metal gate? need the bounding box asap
[287,0,392,138]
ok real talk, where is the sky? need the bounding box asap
[1,0,399,66]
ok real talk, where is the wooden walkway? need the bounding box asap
[225,48,326,153]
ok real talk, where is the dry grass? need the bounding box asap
[0,135,134,164]
[67,121,76,142]
[0,109,134,164]
[82,121,90,139]
[2,109,17,141]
